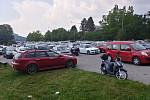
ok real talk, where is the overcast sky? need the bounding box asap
[0,0,150,36]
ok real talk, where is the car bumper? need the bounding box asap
[90,50,100,54]
[140,56,150,64]
[11,62,24,71]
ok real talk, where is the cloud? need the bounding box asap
[4,0,132,36]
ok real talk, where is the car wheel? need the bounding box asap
[87,51,90,55]
[26,64,38,74]
[66,60,75,68]
[132,57,141,65]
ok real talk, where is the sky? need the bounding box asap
[0,0,150,37]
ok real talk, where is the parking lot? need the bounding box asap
[1,54,150,85]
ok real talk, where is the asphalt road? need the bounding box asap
[77,54,150,85]
[1,54,150,85]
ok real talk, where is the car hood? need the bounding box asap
[86,47,99,50]
[141,50,150,55]
[61,54,75,58]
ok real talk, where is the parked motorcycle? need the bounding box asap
[100,54,128,80]
[71,47,79,56]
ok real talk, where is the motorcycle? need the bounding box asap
[100,54,128,80]
[71,47,79,56]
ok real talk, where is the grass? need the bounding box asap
[0,64,150,100]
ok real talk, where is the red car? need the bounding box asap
[12,50,77,74]
[106,41,150,65]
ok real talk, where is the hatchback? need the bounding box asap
[106,41,150,65]
[12,50,77,74]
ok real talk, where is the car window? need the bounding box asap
[107,44,112,49]
[112,44,120,50]
[26,52,35,58]
[120,45,130,51]
[47,51,59,57]
[35,51,48,57]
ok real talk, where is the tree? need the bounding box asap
[86,17,95,32]
[99,5,147,40]
[80,18,87,32]
[45,30,52,41]
[27,31,44,41]
[0,24,15,45]
[70,25,78,41]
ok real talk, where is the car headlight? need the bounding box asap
[141,52,148,56]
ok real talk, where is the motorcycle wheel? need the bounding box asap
[115,69,128,80]
[100,66,107,75]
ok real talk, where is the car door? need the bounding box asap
[110,44,120,60]
[35,51,50,70]
[46,51,65,68]
[79,45,84,53]
[119,44,132,62]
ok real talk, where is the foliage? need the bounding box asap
[27,31,44,41]
[100,5,150,40]
[0,24,15,45]
[87,17,95,32]
[80,17,95,33]
[0,66,150,100]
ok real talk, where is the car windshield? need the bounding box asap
[7,47,15,51]
[57,47,65,51]
[19,47,29,51]
[85,45,92,48]
[131,43,146,50]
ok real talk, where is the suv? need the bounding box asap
[12,50,77,74]
[106,41,150,65]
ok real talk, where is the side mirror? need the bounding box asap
[126,48,131,51]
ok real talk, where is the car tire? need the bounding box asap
[132,57,141,65]
[65,60,75,68]
[26,64,38,74]
[87,51,90,55]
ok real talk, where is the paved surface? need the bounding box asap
[1,54,150,85]
[77,54,150,85]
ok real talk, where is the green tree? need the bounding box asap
[86,17,95,32]
[27,31,44,41]
[70,25,78,41]
[99,5,147,40]
[0,24,15,45]
[80,18,87,32]
[45,30,53,41]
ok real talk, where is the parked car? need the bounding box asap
[3,46,15,59]
[136,40,150,49]
[106,41,150,65]
[92,42,108,53]
[0,45,4,55]
[13,46,31,56]
[53,45,70,53]
[11,50,77,74]
[79,44,100,55]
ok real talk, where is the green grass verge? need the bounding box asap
[0,64,150,100]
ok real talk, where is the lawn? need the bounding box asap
[0,64,150,100]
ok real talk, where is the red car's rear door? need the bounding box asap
[35,51,51,70]
[119,44,132,62]
[109,44,120,60]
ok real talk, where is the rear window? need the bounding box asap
[26,52,35,58]
[14,53,22,59]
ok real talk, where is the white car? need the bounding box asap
[79,44,100,55]
[53,45,70,53]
